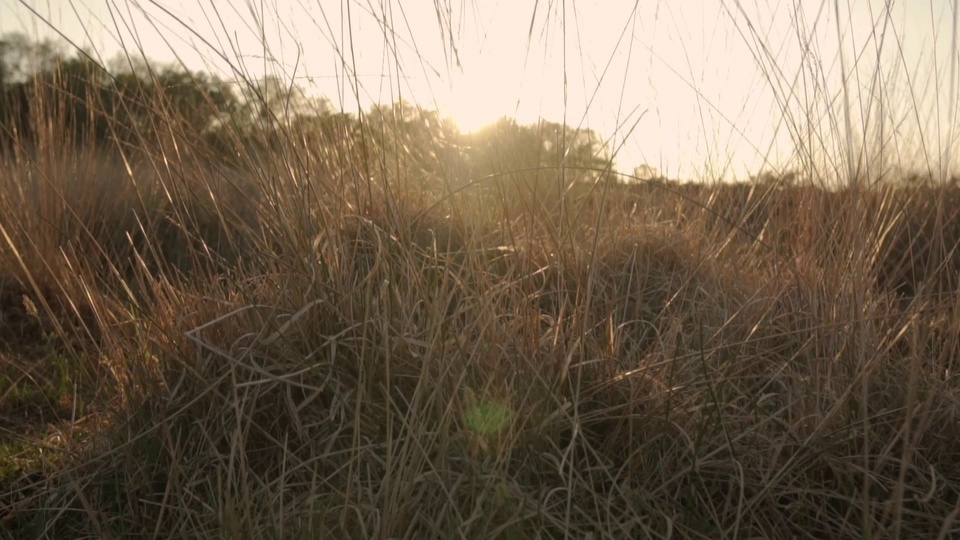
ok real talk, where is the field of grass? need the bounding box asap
[2,7,960,539]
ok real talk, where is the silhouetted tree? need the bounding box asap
[460,117,614,212]
[0,33,66,149]
[240,75,318,129]
[0,33,241,152]
[0,33,61,85]
[362,100,459,196]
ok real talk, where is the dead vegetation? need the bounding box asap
[1,20,960,540]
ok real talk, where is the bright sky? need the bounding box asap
[2,0,958,182]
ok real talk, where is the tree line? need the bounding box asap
[0,33,618,202]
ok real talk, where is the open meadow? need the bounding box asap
[2,2,960,538]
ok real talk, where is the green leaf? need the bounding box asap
[463,402,511,435]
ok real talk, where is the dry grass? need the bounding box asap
[2,9,960,539]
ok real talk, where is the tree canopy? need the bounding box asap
[0,33,616,204]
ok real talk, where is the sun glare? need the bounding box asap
[446,87,501,133]
[446,65,516,133]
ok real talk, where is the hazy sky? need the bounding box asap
[2,0,958,181]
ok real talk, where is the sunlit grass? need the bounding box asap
[1,2,960,539]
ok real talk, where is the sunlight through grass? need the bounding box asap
[0,1,959,538]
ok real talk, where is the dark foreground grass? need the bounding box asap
[2,155,960,538]
[2,59,960,540]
